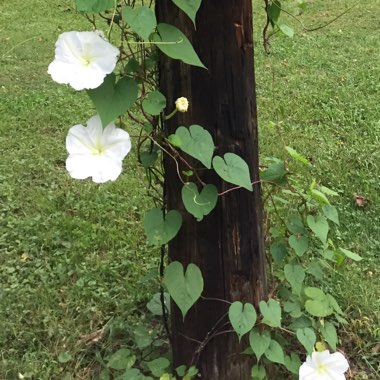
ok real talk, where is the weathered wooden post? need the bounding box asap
[157,1,266,378]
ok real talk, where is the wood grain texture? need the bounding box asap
[156,1,266,378]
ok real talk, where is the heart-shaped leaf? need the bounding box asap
[213,153,253,191]
[296,327,316,355]
[260,161,286,184]
[320,321,338,350]
[76,0,114,13]
[288,235,309,257]
[307,215,329,243]
[251,364,266,380]
[88,73,138,127]
[284,264,305,295]
[259,299,282,328]
[144,208,182,246]
[228,301,257,341]
[181,183,218,221]
[264,340,285,364]
[305,299,333,317]
[174,125,215,168]
[146,358,170,377]
[154,23,206,68]
[322,205,340,225]
[284,353,301,375]
[142,91,166,116]
[249,329,271,361]
[123,5,157,41]
[286,214,305,234]
[171,0,202,26]
[107,348,134,370]
[164,261,203,319]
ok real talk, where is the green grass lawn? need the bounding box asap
[0,0,379,378]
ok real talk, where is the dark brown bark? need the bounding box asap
[156,1,266,379]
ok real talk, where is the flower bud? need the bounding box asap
[175,97,189,113]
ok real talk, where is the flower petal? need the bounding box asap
[48,31,119,90]
[324,352,349,374]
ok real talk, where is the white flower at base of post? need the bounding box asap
[48,31,119,91]
[299,350,349,380]
[175,97,189,113]
[66,115,131,183]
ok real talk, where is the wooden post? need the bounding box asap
[156,1,266,378]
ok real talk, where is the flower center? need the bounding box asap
[316,363,327,374]
[91,144,105,156]
[81,53,93,67]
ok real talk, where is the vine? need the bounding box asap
[47,0,356,379]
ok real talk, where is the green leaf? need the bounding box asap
[107,348,134,370]
[58,351,72,363]
[171,0,202,26]
[251,364,267,380]
[116,368,143,380]
[311,189,330,205]
[339,247,363,262]
[304,288,334,319]
[260,161,286,184]
[181,183,218,221]
[259,299,281,328]
[88,74,138,127]
[154,23,206,68]
[264,339,285,364]
[284,300,302,318]
[133,325,154,349]
[304,286,325,300]
[279,24,294,38]
[140,148,158,169]
[289,316,312,331]
[123,6,157,41]
[144,208,182,246]
[213,153,253,191]
[267,0,281,25]
[163,261,203,319]
[284,353,301,375]
[146,358,170,377]
[286,214,305,234]
[326,294,344,315]
[228,302,257,341]
[307,215,329,243]
[142,91,166,116]
[270,242,287,265]
[174,125,215,168]
[284,264,305,295]
[176,366,187,377]
[296,327,316,355]
[305,299,333,317]
[249,329,271,361]
[307,261,324,280]
[76,0,114,13]
[288,235,309,257]
[322,205,340,225]
[321,321,338,350]
[147,292,170,316]
[286,146,309,165]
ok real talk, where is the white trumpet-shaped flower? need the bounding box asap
[66,115,131,183]
[299,350,349,380]
[48,31,119,90]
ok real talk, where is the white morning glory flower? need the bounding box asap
[299,350,349,380]
[66,115,131,183]
[48,31,119,91]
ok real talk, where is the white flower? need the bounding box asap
[299,350,349,380]
[175,97,189,112]
[66,115,131,183]
[48,31,119,91]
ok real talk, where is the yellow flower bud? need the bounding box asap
[175,97,189,112]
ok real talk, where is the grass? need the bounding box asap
[0,0,379,378]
